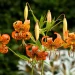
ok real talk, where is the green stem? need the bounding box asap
[22,39,26,46]
[31,61,34,75]
[32,64,34,75]
[27,2,38,22]
[8,47,29,61]
[41,60,44,75]
[50,21,62,31]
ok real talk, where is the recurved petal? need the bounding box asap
[13,21,22,29]
[26,44,32,57]
[53,32,64,48]
[12,31,22,40]
[2,34,10,44]
[54,32,61,38]
[69,33,75,39]
[0,45,8,54]
[41,36,49,46]
[23,32,31,40]
[47,37,53,44]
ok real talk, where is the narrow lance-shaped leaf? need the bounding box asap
[35,40,42,50]
[8,47,29,61]
[39,15,45,28]
[46,19,55,31]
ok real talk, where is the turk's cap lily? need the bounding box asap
[1,34,10,45]
[41,32,64,50]
[63,32,75,50]
[0,34,10,54]
[0,44,8,54]
[26,44,48,60]
[12,31,31,40]
[13,20,30,32]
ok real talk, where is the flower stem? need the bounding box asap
[31,61,34,75]
[41,60,44,75]
[8,47,29,61]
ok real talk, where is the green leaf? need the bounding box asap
[8,47,29,61]
[17,53,29,60]
[46,19,55,31]
[35,40,42,49]
[30,35,36,43]
[39,15,45,28]
[39,28,45,36]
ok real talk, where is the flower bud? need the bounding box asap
[35,21,39,40]
[63,17,68,40]
[47,10,52,22]
[24,3,28,20]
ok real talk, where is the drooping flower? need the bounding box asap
[12,20,31,40]
[13,20,30,32]
[12,31,31,40]
[63,33,75,50]
[63,17,75,50]
[0,34,10,53]
[2,34,10,44]
[0,45,8,54]
[26,45,48,60]
[41,32,63,50]
[13,20,23,32]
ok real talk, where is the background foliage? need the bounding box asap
[0,0,75,75]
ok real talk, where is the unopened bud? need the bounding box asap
[24,3,28,20]
[63,17,68,40]
[35,21,39,40]
[47,10,52,22]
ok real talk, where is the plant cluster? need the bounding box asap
[0,2,75,75]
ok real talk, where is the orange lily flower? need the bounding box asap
[0,34,10,53]
[13,20,23,32]
[63,32,75,50]
[63,17,75,50]
[12,31,31,40]
[13,20,30,32]
[2,34,10,44]
[41,32,63,50]
[12,31,22,40]
[12,20,31,40]
[0,45,8,53]
[26,45,48,60]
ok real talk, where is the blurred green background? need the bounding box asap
[0,0,75,75]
